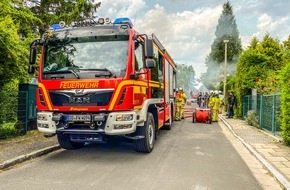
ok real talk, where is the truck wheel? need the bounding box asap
[57,134,85,150]
[134,112,155,153]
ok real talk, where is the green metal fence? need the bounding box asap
[260,94,281,135]
[0,84,37,139]
[0,90,26,139]
[242,95,261,119]
[0,90,20,124]
[242,94,281,135]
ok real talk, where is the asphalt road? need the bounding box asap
[0,118,264,190]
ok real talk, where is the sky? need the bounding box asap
[96,0,290,78]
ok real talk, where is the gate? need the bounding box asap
[242,94,280,135]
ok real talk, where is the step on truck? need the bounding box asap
[28,17,177,153]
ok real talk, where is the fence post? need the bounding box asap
[259,95,263,129]
[248,95,250,113]
[272,94,276,135]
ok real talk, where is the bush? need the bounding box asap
[245,110,259,128]
[0,122,20,140]
[280,61,290,145]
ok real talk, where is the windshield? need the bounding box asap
[43,35,129,78]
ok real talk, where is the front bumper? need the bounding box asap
[37,111,138,136]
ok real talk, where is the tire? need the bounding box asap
[57,134,85,150]
[134,112,155,153]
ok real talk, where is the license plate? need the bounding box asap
[68,115,91,122]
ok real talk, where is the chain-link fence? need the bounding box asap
[242,94,281,135]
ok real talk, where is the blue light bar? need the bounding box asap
[50,24,61,30]
[113,17,133,28]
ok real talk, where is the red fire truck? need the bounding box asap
[28,17,177,153]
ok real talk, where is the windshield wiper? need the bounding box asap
[80,68,117,78]
[104,68,117,78]
[66,69,80,79]
[44,69,80,79]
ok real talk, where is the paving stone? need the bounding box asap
[279,168,290,175]
[272,161,288,168]
[219,114,290,188]
[282,162,290,167]
[265,156,288,162]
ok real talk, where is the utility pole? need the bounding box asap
[223,39,229,107]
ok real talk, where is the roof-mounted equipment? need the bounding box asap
[113,17,133,28]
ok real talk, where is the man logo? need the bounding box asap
[69,97,90,104]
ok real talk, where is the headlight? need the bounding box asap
[38,113,48,121]
[115,114,133,121]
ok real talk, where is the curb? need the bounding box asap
[219,116,290,190]
[0,145,61,170]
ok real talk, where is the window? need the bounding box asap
[134,40,144,71]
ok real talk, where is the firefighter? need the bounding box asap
[175,87,187,120]
[208,91,214,110]
[175,89,182,121]
[179,88,187,119]
[212,92,220,122]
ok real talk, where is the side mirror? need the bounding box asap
[28,65,35,74]
[29,39,41,65]
[29,47,37,65]
[145,59,156,69]
[130,74,140,80]
[144,39,154,58]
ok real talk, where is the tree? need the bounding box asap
[176,63,196,95]
[25,0,101,35]
[0,0,41,132]
[0,0,40,88]
[233,34,284,117]
[201,1,242,90]
[282,36,290,64]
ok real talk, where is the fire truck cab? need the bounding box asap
[29,17,177,153]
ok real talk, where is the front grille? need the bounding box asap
[49,89,113,106]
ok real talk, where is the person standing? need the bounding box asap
[175,89,182,121]
[197,92,202,108]
[179,88,187,119]
[228,91,235,118]
[204,92,209,108]
[212,92,220,122]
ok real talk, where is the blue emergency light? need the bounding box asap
[50,24,61,30]
[113,17,133,28]
[50,21,65,30]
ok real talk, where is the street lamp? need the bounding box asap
[223,39,229,107]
